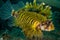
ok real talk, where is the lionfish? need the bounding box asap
[12,0,55,39]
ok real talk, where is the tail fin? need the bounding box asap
[0,0,12,20]
[0,0,25,20]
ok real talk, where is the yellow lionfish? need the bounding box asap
[12,0,55,39]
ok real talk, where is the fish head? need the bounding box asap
[37,20,55,31]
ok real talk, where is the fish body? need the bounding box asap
[12,0,55,39]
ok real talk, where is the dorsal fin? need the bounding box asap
[0,0,12,20]
[0,0,25,20]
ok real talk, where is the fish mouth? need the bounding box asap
[36,20,55,31]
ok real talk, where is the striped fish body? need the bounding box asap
[12,9,54,39]
[12,10,47,38]
[15,10,47,28]
[12,0,55,39]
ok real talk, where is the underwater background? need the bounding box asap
[0,0,60,40]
